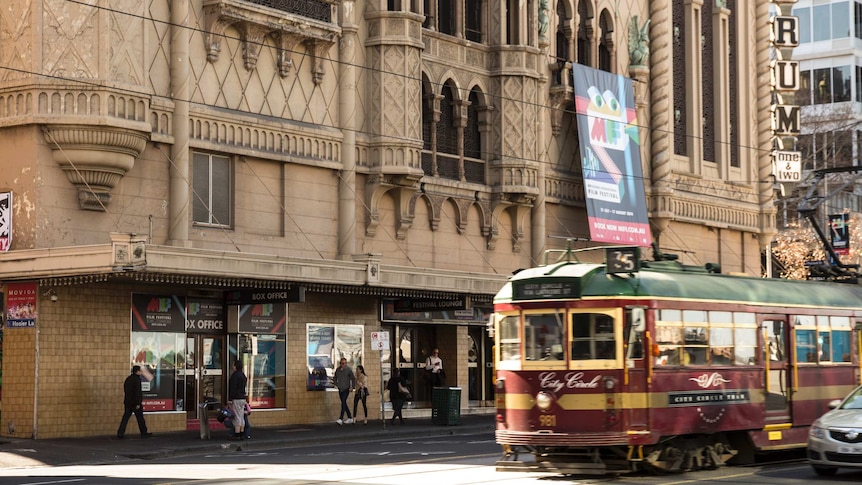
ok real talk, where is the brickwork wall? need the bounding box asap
[284,292,380,424]
[1,325,36,438]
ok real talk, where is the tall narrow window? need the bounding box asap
[464,88,485,184]
[577,2,590,66]
[466,0,482,42]
[506,0,520,44]
[701,0,715,163]
[438,0,455,35]
[436,84,459,179]
[193,152,232,226]
[598,12,612,72]
[673,0,687,156]
[728,0,739,167]
[421,81,434,175]
[856,2,862,39]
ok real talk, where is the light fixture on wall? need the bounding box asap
[43,288,58,302]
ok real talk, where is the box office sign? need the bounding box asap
[238,303,286,334]
[131,293,185,333]
[186,297,225,334]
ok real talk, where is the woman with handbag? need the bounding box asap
[386,368,408,425]
[352,365,369,424]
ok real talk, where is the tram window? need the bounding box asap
[624,309,644,359]
[498,315,521,362]
[819,332,832,362]
[734,326,757,365]
[765,321,786,363]
[833,330,852,362]
[795,329,817,363]
[709,327,732,366]
[524,313,564,361]
[571,313,616,360]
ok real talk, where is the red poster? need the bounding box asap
[6,282,37,328]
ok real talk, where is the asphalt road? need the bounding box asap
[2,433,862,485]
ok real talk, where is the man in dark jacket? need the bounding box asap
[228,359,248,439]
[116,365,152,439]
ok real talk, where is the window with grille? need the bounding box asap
[193,152,232,227]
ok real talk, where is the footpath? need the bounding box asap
[0,413,496,469]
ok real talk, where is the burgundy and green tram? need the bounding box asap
[492,249,862,474]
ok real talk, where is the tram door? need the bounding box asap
[763,317,791,422]
[184,335,226,420]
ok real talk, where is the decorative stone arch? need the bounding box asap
[412,191,441,231]
[365,175,419,239]
[488,198,531,252]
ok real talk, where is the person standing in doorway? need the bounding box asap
[426,348,444,387]
[352,364,369,424]
[228,359,248,439]
[334,357,355,425]
[117,365,152,439]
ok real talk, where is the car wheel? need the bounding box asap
[812,466,838,476]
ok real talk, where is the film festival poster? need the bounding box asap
[572,65,651,246]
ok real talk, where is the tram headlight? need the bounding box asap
[535,391,554,411]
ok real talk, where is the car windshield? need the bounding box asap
[840,388,862,410]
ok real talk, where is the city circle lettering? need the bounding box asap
[539,372,601,393]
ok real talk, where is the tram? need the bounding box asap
[492,246,862,474]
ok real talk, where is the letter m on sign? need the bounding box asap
[772,105,800,136]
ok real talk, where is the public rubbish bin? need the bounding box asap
[431,387,461,425]
[199,401,220,439]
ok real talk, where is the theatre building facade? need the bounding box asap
[0,0,773,438]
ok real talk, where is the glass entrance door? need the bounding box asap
[185,335,225,419]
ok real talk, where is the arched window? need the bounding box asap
[598,10,612,72]
[577,1,591,66]
[555,0,570,85]
[464,88,486,184]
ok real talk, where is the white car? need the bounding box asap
[808,385,862,476]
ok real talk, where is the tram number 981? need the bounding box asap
[538,414,557,427]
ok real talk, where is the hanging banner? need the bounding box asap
[0,192,11,252]
[572,65,651,246]
[5,282,37,328]
[830,213,850,256]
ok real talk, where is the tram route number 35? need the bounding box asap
[539,414,557,427]
[606,247,640,274]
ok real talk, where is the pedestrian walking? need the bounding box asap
[334,357,355,424]
[352,364,369,424]
[228,359,248,439]
[116,365,152,439]
[387,368,408,425]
